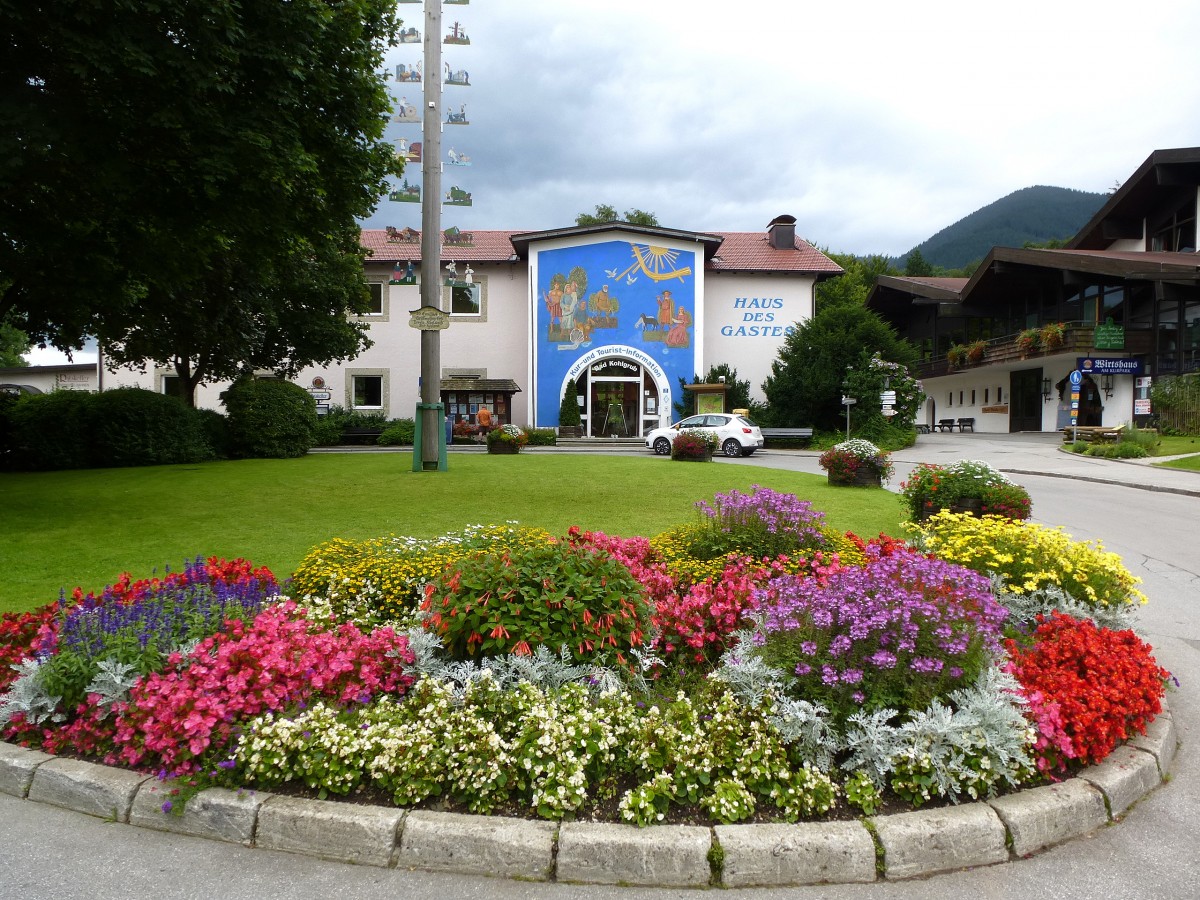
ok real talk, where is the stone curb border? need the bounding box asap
[0,704,1176,888]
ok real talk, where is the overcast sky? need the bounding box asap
[27,0,1200,365]
[364,0,1200,256]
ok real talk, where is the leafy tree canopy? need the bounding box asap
[0,312,30,367]
[762,303,918,433]
[575,205,660,227]
[0,0,403,403]
[815,253,896,311]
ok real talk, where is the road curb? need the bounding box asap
[0,699,1175,888]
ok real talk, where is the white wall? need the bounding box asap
[702,272,815,402]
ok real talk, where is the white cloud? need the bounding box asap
[364,0,1200,256]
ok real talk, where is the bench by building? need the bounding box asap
[760,427,813,446]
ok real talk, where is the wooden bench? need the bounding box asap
[956,417,975,432]
[760,427,813,446]
[936,419,956,432]
[339,426,385,445]
[915,424,931,434]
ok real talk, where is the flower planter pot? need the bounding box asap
[828,469,882,487]
[673,450,712,462]
[950,497,983,516]
[487,443,520,454]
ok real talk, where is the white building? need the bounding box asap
[109,216,842,435]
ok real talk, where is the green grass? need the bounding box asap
[0,454,905,613]
[1152,434,1200,456]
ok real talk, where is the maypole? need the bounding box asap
[415,0,446,471]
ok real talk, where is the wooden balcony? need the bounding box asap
[916,326,1152,379]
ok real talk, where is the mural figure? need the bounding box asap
[657,291,674,328]
[587,284,619,329]
[543,283,563,325]
[398,26,420,43]
[447,148,472,166]
[444,63,470,86]
[393,97,419,123]
[396,62,422,83]
[666,305,692,349]
[445,21,470,44]
[446,103,469,125]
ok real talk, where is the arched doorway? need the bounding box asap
[563,346,672,437]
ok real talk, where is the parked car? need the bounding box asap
[645,413,764,457]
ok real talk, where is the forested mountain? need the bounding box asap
[898,185,1107,270]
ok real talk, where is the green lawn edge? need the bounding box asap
[0,454,906,613]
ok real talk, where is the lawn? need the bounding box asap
[0,453,905,613]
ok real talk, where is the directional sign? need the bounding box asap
[1069,370,1082,387]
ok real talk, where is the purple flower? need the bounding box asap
[161,800,173,814]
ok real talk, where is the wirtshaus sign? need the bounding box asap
[532,240,698,426]
[1078,357,1145,376]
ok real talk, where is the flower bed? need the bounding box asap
[0,497,1169,827]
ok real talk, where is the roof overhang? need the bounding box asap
[509,222,725,261]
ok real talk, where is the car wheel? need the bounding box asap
[653,437,672,455]
[722,438,742,458]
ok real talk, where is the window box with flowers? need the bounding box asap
[1039,322,1066,351]
[671,429,717,461]
[945,344,967,369]
[965,339,987,364]
[486,424,528,454]
[1016,328,1041,355]
[819,439,894,487]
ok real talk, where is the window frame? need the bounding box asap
[347,369,388,412]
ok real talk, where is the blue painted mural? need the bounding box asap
[535,240,697,425]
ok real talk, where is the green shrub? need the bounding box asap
[4,390,94,470]
[378,418,415,446]
[1086,442,1149,459]
[193,408,230,459]
[524,427,557,447]
[85,388,214,468]
[221,378,316,459]
[558,378,581,428]
[424,542,653,670]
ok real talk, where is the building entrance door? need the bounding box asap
[1009,368,1043,432]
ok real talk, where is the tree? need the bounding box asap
[575,205,660,227]
[815,253,896,311]
[0,313,29,367]
[904,249,934,277]
[0,0,403,404]
[761,303,918,432]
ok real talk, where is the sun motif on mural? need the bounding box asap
[603,244,692,285]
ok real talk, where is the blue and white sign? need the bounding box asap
[1069,369,1082,387]
[1078,357,1144,376]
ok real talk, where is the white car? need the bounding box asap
[645,413,764,457]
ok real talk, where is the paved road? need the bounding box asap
[2,433,1196,899]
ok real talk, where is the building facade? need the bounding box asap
[867,148,1200,433]
[107,217,841,435]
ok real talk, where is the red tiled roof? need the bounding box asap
[361,228,842,275]
[361,229,520,263]
[707,232,843,275]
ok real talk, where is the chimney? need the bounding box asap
[767,215,797,250]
